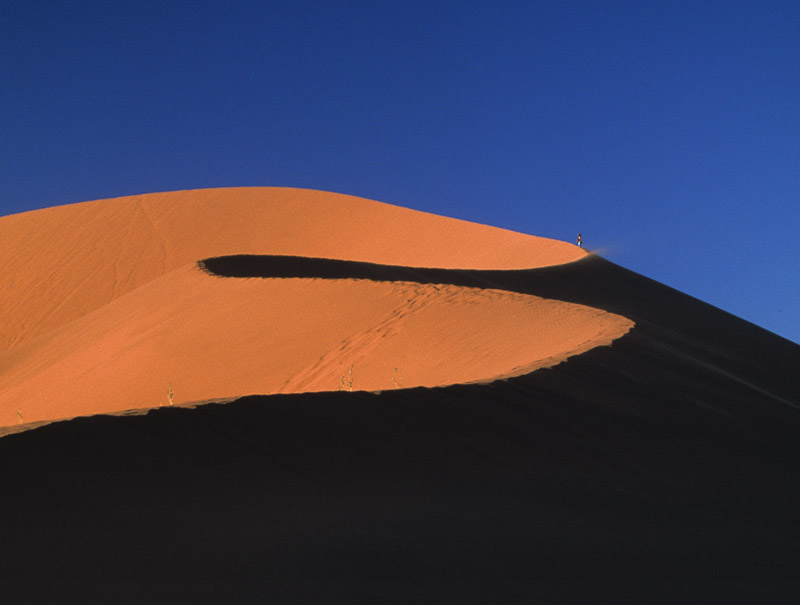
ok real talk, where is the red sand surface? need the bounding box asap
[0,188,627,430]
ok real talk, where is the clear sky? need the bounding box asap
[2,1,798,344]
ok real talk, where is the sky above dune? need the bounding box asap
[2,1,798,344]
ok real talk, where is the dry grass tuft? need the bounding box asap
[392,367,404,389]
[339,364,354,392]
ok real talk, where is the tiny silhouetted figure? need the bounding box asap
[577,233,583,248]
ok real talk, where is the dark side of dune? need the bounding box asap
[3,254,800,603]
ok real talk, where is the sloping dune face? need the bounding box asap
[0,188,629,430]
[0,188,585,351]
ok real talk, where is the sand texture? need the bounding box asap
[0,187,584,352]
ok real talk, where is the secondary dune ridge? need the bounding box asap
[0,260,632,430]
[0,188,619,433]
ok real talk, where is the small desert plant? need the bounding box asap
[392,367,404,389]
[339,364,354,392]
[16,408,23,425]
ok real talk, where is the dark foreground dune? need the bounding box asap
[2,254,800,603]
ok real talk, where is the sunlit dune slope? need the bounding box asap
[0,262,631,428]
[0,187,585,351]
[0,187,621,432]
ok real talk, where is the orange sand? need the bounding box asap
[0,188,626,431]
[0,188,585,351]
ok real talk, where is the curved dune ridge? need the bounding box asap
[0,187,630,431]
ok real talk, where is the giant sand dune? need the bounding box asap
[2,188,800,603]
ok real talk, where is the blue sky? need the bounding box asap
[2,1,798,343]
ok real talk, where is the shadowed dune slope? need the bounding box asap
[0,187,584,351]
[1,255,799,603]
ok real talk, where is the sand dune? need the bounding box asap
[2,189,800,602]
[1,188,608,431]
